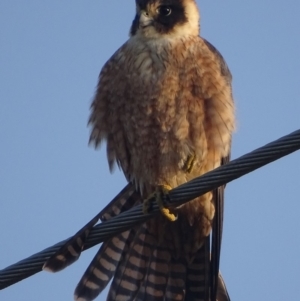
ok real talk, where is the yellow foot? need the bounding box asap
[183,153,196,173]
[143,184,177,221]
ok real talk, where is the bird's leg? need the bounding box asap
[143,184,177,221]
[183,152,196,173]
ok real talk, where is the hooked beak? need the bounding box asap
[139,12,154,28]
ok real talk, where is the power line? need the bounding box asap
[1,129,300,290]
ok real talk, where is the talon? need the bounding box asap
[143,184,177,221]
[183,153,196,173]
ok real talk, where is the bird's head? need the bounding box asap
[130,0,200,38]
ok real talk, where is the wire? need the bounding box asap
[1,129,300,290]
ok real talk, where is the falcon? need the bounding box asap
[44,0,235,300]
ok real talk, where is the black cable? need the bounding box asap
[1,129,300,290]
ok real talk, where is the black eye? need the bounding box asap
[157,6,172,16]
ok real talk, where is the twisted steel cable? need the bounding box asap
[1,129,300,290]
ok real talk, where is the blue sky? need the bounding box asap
[1,1,300,300]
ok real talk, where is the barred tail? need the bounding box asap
[44,182,230,301]
[74,221,228,301]
[74,229,135,301]
[43,183,138,272]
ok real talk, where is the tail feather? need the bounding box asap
[135,246,169,301]
[43,215,98,272]
[44,183,231,301]
[216,273,231,301]
[74,184,141,301]
[107,225,150,301]
[99,184,138,222]
[138,246,171,301]
[184,237,210,301]
[74,230,133,301]
[43,184,137,272]
[165,259,186,301]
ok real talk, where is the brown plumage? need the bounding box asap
[43,0,235,300]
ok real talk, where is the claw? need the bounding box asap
[143,184,177,221]
[183,153,196,173]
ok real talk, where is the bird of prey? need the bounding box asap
[44,0,235,300]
